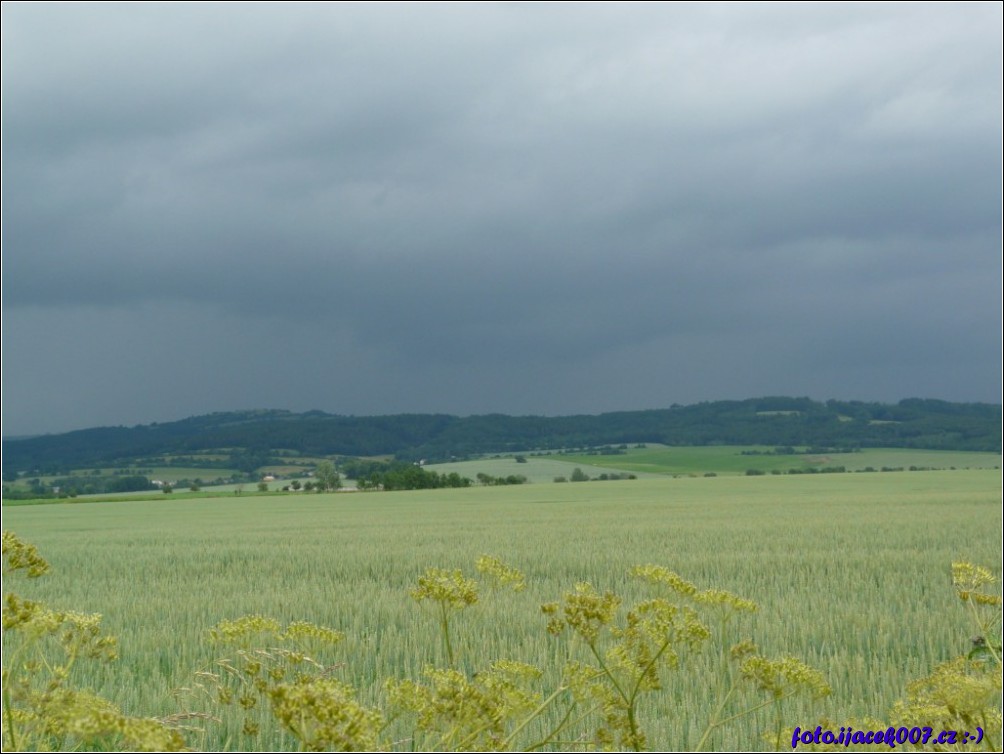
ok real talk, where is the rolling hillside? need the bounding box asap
[3,397,999,475]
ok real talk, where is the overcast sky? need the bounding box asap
[2,2,1001,436]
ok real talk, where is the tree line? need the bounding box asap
[4,398,1000,474]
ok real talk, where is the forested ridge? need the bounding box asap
[3,397,1000,473]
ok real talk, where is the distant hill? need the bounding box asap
[2,398,1000,474]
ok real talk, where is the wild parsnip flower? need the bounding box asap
[411,568,479,609]
[57,611,119,663]
[729,639,758,660]
[282,620,345,646]
[630,565,757,617]
[2,531,51,578]
[243,659,262,677]
[542,582,620,643]
[489,659,543,682]
[694,588,758,613]
[629,565,698,597]
[269,678,384,751]
[3,593,51,632]
[119,716,189,752]
[739,654,831,700]
[608,599,711,692]
[411,568,481,666]
[9,686,185,751]
[564,660,643,751]
[2,594,118,662]
[889,656,1003,732]
[952,562,1002,606]
[208,615,282,645]
[386,661,542,750]
[476,555,527,592]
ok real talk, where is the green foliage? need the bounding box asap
[5,399,999,475]
[313,461,341,492]
[476,472,527,486]
[360,463,471,491]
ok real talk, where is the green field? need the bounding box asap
[3,470,1000,750]
[424,456,662,483]
[425,445,1001,485]
[550,444,1001,476]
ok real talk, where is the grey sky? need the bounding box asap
[2,2,1001,436]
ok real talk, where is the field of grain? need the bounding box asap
[423,455,663,483]
[425,445,1001,485]
[4,469,1000,750]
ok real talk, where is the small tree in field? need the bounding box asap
[315,461,341,492]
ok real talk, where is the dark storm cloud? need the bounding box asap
[2,2,1001,435]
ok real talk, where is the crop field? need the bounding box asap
[424,446,1001,485]
[423,456,663,483]
[548,444,1002,476]
[3,469,1001,751]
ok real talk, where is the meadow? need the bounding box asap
[3,468,1001,750]
[420,445,1001,486]
[534,444,1002,476]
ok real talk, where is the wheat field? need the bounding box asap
[4,469,1000,750]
